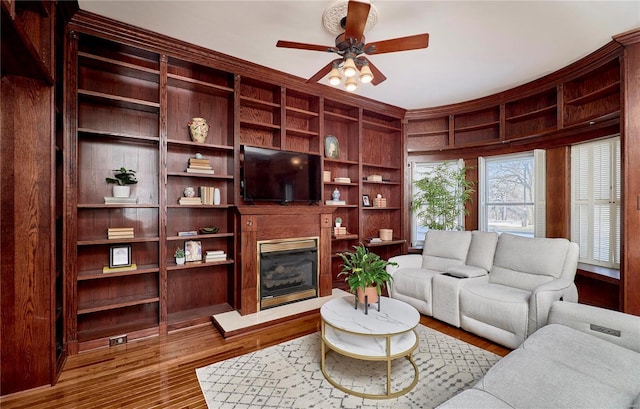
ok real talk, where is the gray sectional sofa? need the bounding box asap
[387,230,580,349]
[437,301,640,408]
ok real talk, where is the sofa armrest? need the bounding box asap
[386,254,423,276]
[528,279,576,333]
[548,301,640,353]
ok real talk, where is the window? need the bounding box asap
[479,150,546,237]
[410,160,465,247]
[571,137,620,268]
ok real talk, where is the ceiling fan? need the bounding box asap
[276,0,429,91]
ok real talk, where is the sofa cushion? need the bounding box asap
[422,230,472,271]
[476,348,636,408]
[446,265,488,278]
[392,267,439,304]
[436,388,514,409]
[490,234,569,291]
[460,282,530,338]
[522,324,640,395]
[466,230,499,271]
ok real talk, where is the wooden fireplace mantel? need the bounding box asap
[235,205,336,315]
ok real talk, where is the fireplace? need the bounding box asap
[258,237,318,310]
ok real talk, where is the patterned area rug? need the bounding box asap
[196,324,500,408]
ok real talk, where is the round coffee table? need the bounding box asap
[320,295,420,399]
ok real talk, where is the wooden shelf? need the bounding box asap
[239,120,281,132]
[454,121,499,133]
[78,89,160,113]
[78,127,160,143]
[77,237,160,246]
[362,180,401,185]
[166,232,234,241]
[324,110,358,123]
[286,106,318,119]
[166,171,233,179]
[78,294,159,315]
[166,204,233,209]
[285,127,319,138]
[167,303,233,330]
[362,206,402,211]
[565,81,620,106]
[166,139,233,150]
[407,130,449,137]
[240,96,280,110]
[324,157,359,166]
[364,239,406,247]
[79,51,159,82]
[78,203,160,209]
[505,105,557,122]
[362,162,402,171]
[166,259,234,270]
[78,265,160,281]
[332,234,359,241]
[167,73,233,96]
[362,120,401,133]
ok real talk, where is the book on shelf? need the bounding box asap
[186,168,215,174]
[108,227,134,232]
[108,233,134,239]
[104,196,138,204]
[103,263,137,273]
[325,200,346,205]
[205,255,226,262]
[107,227,135,239]
[189,158,211,166]
[188,164,212,170]
[178,230,198,236]
[199,186,216,205]
[206,250,225,256]
[334,177,351,183]
[178,197,202,205]
[368,237,383,244]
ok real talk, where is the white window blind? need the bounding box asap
[571,136,620,267]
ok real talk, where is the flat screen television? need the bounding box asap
[241,146,322,204]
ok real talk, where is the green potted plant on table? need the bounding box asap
[338,244,397,305]
[106,167,138,198]
[174,247,186,265]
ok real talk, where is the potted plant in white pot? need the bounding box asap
[106,167,138,198]
[174,247,186,265]
[338,244,396,305]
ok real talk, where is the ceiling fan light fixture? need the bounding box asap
[345,76,358,92]
[328,66,342,86]
[342,57,357,77]
[359,63,374,83]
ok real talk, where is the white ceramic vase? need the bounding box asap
[213,188,221,205]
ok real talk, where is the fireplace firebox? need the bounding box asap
[258,238,319,310]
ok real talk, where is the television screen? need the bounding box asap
[241,146,322,204]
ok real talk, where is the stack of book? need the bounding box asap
[325,199,346,205]
[107,227,134,240]
[205,250,226,262]
[178,230,198,237]
[373,197,387,207]
[334,177,351,183]
[199,186,216,205]
[333,226,347,236]
[179,196,202,205]
[186,157,214,174]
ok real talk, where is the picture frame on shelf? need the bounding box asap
[324,135,339,159]
[185,240,202,262]
[109,244,132,268]
[362,194,371,207]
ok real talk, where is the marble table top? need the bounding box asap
[320,295,419,336]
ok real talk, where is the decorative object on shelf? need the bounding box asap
[185,240,202,262]
[362,194,371,207]
[109,244,132,268]
[188,117,209,143]
[334,177,351,183]
[199,227,219,234]
[367,174,383,182]
[373,193,387,208]
[105,167,137,198]
[326,187,346,205]
[337,244,396,313]
[332,187,341,201]
[323,171,331,182]
[324,135,339,159]
[183,186,196,198]
[174,247,186,265]
[107,227,134,240]
[194,152,204,159]
[335,217,342,227]
[178,230,198,236]
[213,188,221,205]
[412,162,474,231]
[379,228,393,241]
[276,0,428,91]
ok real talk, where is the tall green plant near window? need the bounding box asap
[412,163,474,231]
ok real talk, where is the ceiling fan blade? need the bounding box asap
[344,0,370,44]
[364,33,429,55]
[361,57,386,86]
[306,59,342,84]
[276,40,337,53]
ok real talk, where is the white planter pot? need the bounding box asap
[112,185,131,198]
[176,257,186,265]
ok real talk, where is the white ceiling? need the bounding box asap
[78,1,639,110]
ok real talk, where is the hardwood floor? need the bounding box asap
[0,313,510,409]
